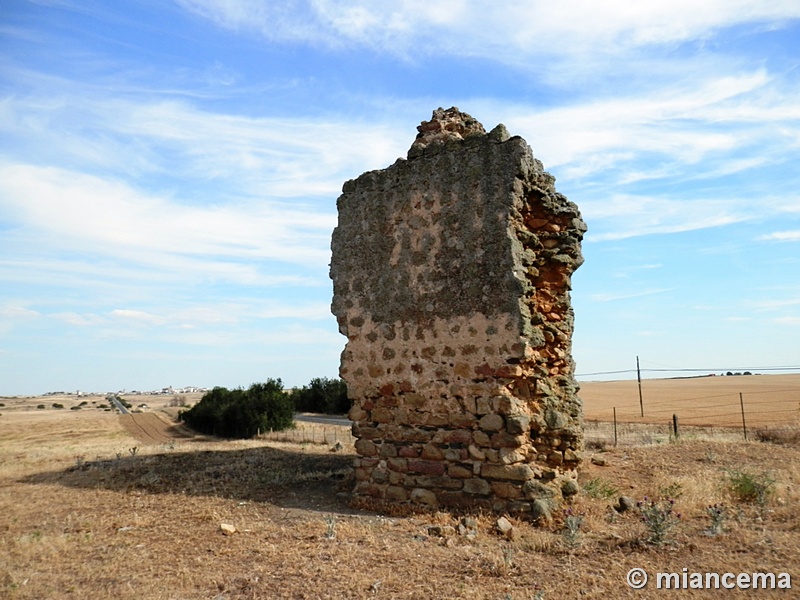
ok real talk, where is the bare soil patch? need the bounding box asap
[119,412,193,445]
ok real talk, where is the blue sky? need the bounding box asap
[1,1,799,395]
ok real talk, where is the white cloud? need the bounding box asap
[0,305,40,319]
[774,317,800,325]
[591,288,674,302]
[0,90,407,200]
[52,312,106,327]
[0,163,332,272]
[579,193,752,241]
[759,230,800,242]
[111,309,169,326]
[501,70,777,172]
[174,1,800,64]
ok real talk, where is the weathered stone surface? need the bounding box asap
[463,478,491,495]
[496,516,514,539]
[410,488,438,506]
[560,478,580,498]
[386,485,408,502]
[481,463,534,482]
[331,107,585,514]
[408,459,446,476]
[523,480,557,500]
[479,413,505,432]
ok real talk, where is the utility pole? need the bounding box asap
[637,356,644,417]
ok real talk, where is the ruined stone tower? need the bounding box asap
[330,108,586,517]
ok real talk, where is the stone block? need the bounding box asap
[420,444,445,461]
[463,478,491,495]
[410,488,438,507]
[354,439,378,457]
[472,430,491,447]
[386,485,409,502]
[506,414,531,435]
[408,459,446,476]
[478,413,504,431]
[398,445,420,458]
[481,463,534,482]
[414,476,463,490]
[490,481,523,499]
[447,464,473,479]
[371,407,393,424]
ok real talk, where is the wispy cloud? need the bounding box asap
[590,288,674,302]
[174,1,800,65]
[759,230,800,242]
[774,317,800,326]
[578,194,752,241]
[0,88,407,199]
[0,163,333,268]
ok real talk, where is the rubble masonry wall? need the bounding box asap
[330,108,586,517]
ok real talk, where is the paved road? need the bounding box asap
[108,395,130,415]
[294,413,349,427]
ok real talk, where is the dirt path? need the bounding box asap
[119,412,191,445]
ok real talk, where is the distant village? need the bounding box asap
[41,386,209,398]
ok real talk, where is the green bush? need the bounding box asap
[726,469,775,506]
[179,380,294,439]
[582,477,619,500]
[292,377,349,414]
[52,403,65,409]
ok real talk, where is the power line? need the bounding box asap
[576,365,800,377]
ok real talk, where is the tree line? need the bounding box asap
[179,377,348,439]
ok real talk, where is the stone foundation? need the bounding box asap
[330,108,586,517]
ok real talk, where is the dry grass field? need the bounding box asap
[1,380,799,599]
[581,373,800,428]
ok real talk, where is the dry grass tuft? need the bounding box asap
[753,426,800,446]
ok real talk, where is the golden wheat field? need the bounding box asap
[1,379,799,599]
[581,373,800,428]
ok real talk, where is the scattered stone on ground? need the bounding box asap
[219,523,236,536]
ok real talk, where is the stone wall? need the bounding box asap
[330,108,586,518]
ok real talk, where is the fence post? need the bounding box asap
[613,407,618,447]
[672,414,679,438]
[637,356,644,417]
[739,392,747,441]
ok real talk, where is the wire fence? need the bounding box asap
[584,386,800,445]
[256,380,800,449]
[260,423,353,446]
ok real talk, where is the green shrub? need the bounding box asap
[291,377,349,414]
[583,477,619,500]
[726,469,775,506]
[52,403,65,409]
[179,380,294,439]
